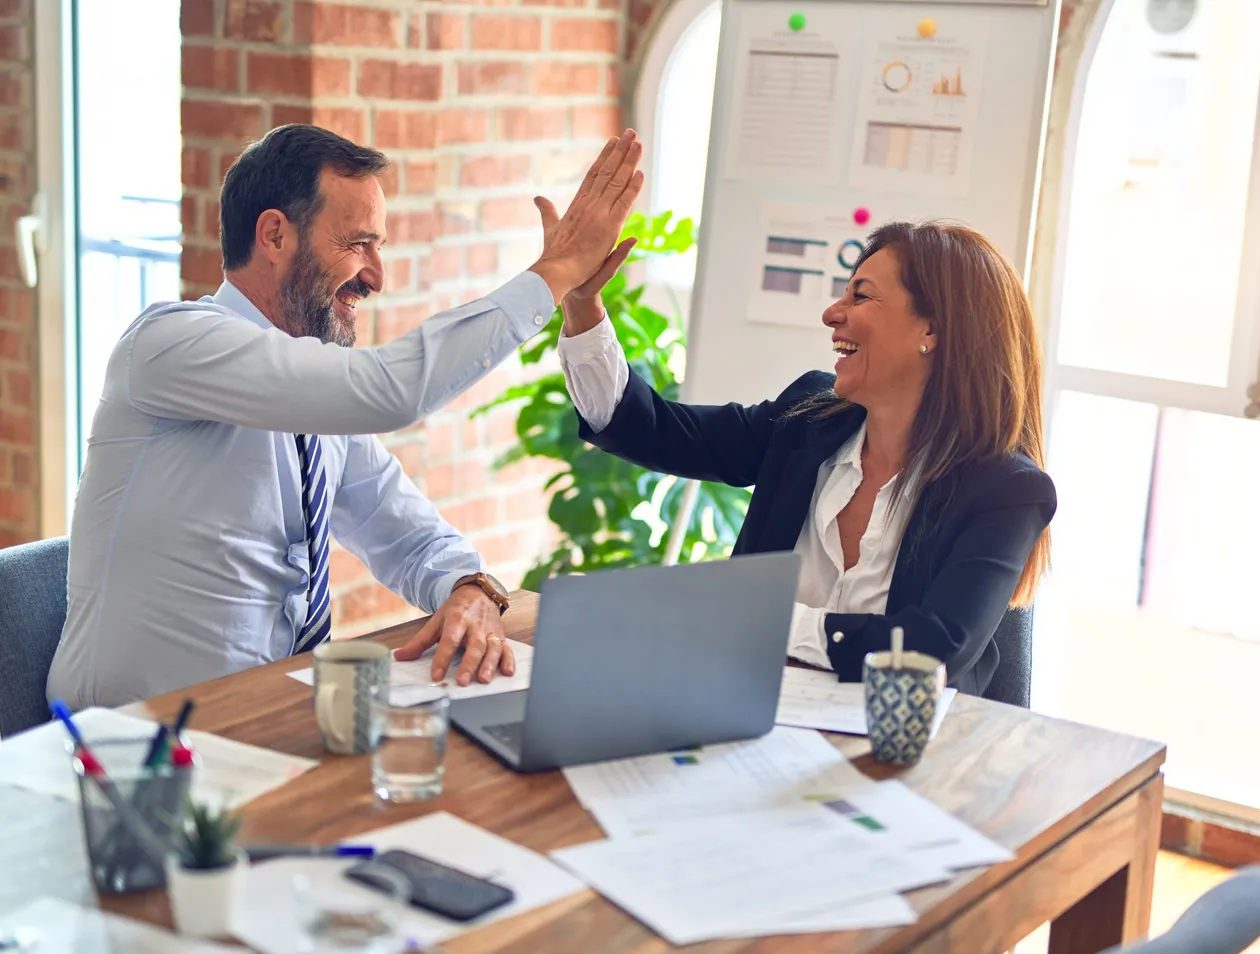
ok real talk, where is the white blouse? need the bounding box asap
[557,317,916,670]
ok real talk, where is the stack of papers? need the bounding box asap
[287,642,535,705]
[557,726,1012,943]
[776,667,958,736]
[0,897,238,953]
[235,812,584,954]
[0,707,316,809]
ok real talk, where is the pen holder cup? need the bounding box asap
[72,737,194,894]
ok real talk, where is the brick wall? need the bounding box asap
[180,0,621,637]
[0,0,36,548]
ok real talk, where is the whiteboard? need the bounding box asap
[683,0,1060,406]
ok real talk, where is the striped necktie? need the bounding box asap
[293,434,332,653]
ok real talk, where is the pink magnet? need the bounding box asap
[853,207,871,226]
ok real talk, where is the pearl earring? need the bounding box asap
[919,344,929,354]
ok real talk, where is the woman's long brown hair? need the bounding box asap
[798,220,1050,606]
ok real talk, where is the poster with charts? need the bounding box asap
[723,6,850,186]
[747,202,870,329]
[847,13,990,197]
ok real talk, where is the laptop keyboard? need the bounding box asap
[484,721,524,753]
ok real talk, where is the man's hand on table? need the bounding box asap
[393,585,516,686]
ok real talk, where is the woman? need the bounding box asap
[556,221,1055,696]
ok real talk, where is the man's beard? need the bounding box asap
[278,241,370,347]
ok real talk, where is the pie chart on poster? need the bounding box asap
[881,61,911,93]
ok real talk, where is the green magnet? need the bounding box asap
[788,12,806,30]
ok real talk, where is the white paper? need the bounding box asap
[563,726,873,840]
[820,780,1013,872]
[0,708,316,809]
[747,202,873,328]
[234,812,585,954]
[0,897,237,953]
[551,806,946,946]
[848,13,990,196]
[724,7,848,185]
[776,668,958,738]
[725,894,916,937]
[287,641,534,705]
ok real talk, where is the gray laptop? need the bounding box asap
[450,552,801,772]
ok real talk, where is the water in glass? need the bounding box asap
[372,691,449,803]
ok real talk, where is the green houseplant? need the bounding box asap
[165,799,247,938]
[475,212,751,589]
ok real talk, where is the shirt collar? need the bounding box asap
[836,419,867,473]
[213,280,276,332]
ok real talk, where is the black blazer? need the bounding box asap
[577,370,1057,696]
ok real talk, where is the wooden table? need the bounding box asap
[0,592,1166,953]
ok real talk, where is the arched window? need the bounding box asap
[633,0,721,294]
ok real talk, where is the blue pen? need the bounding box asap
[171,699,195,740]
[49,700,86,751]
[245,844,376,863]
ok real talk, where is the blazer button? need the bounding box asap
[832,631,844,643]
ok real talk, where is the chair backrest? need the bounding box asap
[0,536,70,738]
[1101,866,1260,954]
[984,606,1033,708]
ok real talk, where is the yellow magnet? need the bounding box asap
[918,17,936,38]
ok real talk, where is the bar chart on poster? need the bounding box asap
[683,0,1059,406]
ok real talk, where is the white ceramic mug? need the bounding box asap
[312,642,390,755]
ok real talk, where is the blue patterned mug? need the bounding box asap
[863,650,946,766]
[313,641,390,755]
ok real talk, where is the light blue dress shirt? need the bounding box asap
[47,272,555,709]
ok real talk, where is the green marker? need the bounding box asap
[788,11,806,31]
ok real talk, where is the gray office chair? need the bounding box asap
[0,536,69,737]
[1101,865,1260,954]
[983,606,1033,708]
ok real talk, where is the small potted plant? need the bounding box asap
[165,798,247,938]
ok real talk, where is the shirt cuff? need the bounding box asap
[486,271,557,342]
[787,603,833,670]
[557,313,619,364]
[431,562,487,612]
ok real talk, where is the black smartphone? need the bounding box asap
[344,849,515,922]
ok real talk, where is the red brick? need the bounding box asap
[3,368,29,408]
[473,530,536,568]
[505,488,547,521]
[357,60,443,101]
[427,245,463,281]
[426,12,466,50]
[204,199,221,238]
[385,256,412,291]
[436,202,475,236]
[535,147,593,185]
[0,487,30,525]
[0,69,24,108]
[329,546,372,584]
[181,195,199,237]
[551,18,618,52]
[572,104,619,138]
[333,582,411,629]
[271,105,367,143]
[182,99,264,143]
[182,47,239,93]
[606,63,621,97]
[0,159,26,196]
[0,327,23,362]
[246,53,353,99]
[182,244,224,286]
[405,159,437,195]
[378,163,400,197]
[374,302,438,342]
[523,0,587,7]
[224,0,284,42]
[442,496,499,533]
[424,420,458,458]
[480,196,538,232]
[10,450,32,488]
[533,62,601,96]
[385,209,439,244]
[0,112,24,150]
[219,151,241,182]
[0,410,31,445]
[467,243,498,276]
[389,440,426,477]
[406,13,423,49]
[374,110,436,150]
[436,109,489,146]
[295,2,401,47]
[486,407,518,446]
[460,154,531,189]
[457,62,529,96]
[471,15,542,51]
[182,147,211,190]
[497,107,566,141]
[0,25,25,62]
[181,0,216,37]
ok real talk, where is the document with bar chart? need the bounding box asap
[847,13,990,197]
[723,6,849,186]
[746,202,869,329]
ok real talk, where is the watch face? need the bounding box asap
[485,573,509,598]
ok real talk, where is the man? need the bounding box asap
[47,123,643,709]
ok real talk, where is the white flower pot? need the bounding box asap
[165,848,247,939]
